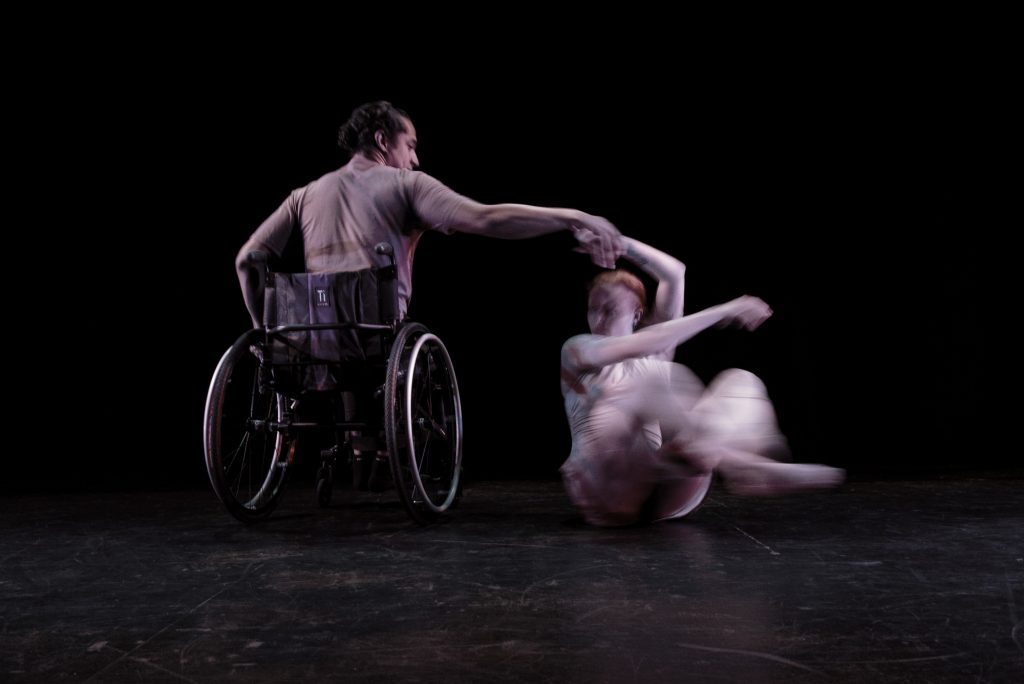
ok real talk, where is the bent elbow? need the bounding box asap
[236,247,269,273]
[235,249,249,274]
[665,261,686,289]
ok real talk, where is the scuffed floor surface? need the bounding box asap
[1,477,1022,682]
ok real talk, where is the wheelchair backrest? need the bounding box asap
[262,267,397,391]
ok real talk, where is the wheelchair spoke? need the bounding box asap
[415,410,448,440]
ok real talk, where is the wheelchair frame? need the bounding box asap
[203,247,463,525]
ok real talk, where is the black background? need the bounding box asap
[10,34,1009,492]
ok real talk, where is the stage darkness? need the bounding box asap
[13,64,1002,493]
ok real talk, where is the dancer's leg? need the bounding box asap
[645,367,844,495]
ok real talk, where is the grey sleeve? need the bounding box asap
[404,172,476,235]
[247,190,300,256]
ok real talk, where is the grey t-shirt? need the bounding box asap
[247,156,471,317]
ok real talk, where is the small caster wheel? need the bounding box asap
[315,467,334,507]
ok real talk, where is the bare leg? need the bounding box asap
[689,369,790,457]
[633,366,845,495]
[670,439,843,494]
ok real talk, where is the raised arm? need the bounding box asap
[619,238,686,324]
[563,295,772,373]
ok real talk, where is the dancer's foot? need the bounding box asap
[725,462,845,496]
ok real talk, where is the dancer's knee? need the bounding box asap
[706,368,768,399]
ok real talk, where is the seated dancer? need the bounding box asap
[559,238,845,526]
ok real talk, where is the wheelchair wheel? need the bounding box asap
[384,323,463,525]
[204,329,293,523]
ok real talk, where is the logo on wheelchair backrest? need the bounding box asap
[314,287,330,307]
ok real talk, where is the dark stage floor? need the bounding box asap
[1,475,1022,683]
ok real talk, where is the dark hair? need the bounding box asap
[588,270,647,319]
[337,101,411,155]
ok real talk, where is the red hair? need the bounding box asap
[588,270,647,317]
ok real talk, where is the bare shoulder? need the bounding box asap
[561,334,596,354]
[561,334,601,372]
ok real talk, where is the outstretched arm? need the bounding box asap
[563,295,772,373]
[619,238,686,324]
[446,201,625,269]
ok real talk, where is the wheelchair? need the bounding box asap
[203,244,462,525]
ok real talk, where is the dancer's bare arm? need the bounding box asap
[448,201,625,268]
[562,296,772,372]
[619,238,686,324]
